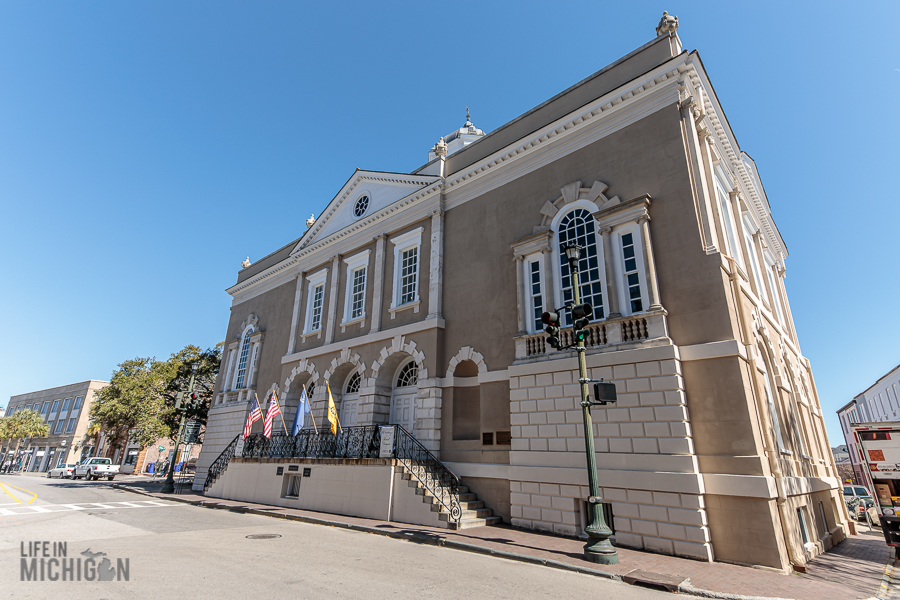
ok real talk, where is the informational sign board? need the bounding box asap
[379,426,395,458]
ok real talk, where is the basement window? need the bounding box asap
[283,475,301,499]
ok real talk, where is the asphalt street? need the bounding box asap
[0,474,670,600]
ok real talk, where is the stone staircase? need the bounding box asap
[399,466,501,530]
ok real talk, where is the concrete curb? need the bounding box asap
[106,483,847,600]
[876,556,898,600]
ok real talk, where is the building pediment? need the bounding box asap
[291,170,441,255]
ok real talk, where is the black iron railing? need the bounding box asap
[204,425,461,523]
[393,425,461,523]
[203,434,240,492]
[241,426,382,460]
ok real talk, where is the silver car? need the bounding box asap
[47,463,77,479]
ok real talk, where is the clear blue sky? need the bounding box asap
[1,2,898,444]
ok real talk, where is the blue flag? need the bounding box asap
[291,388,310,436]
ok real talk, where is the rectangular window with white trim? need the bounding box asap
[390,227,423,312]
[713,165,743,269]
[742,214,764,292]
[342,251,370,324]
[526,255,544,333]
[303,269,329,334]
[620,231,644,314]
[764,254,785,325]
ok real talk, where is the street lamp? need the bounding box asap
[561,243,619,565]
[162,362,199,494]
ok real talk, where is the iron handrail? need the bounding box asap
[202,434,240,492]
[392,425,461,523]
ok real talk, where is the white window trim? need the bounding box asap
[550,201,609,322]
[231,325,256,390]
[342,250,371,327]
[713,165,743,268]
[303,268,329,336]
[763,251,785,325]
[390,227,424,313]
[525,253,546,334]
[614,224,648,317]
[742,213,765,294]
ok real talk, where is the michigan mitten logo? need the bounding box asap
[20,541,130,581]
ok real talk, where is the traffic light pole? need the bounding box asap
[161,364,198,494]
[568,250,619,565]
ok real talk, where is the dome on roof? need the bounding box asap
[428,107,487,162]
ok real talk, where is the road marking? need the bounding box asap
[2,482,38,503]
[0,483,22,504]
[0,500,178,517]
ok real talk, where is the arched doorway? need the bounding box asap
[341,371,361,427]
[390,359,418,434]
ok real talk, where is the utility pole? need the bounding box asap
[162,362,199,494]
[542,244,619,565]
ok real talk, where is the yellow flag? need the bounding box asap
[326,382,341,435]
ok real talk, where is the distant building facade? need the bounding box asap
[1,380,108,472]
[837,364,900,486]
[195,14,847,572]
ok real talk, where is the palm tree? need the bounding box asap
[4,410,49,471]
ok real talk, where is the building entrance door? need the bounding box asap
[340,393,358,427]
[390,389,416,435]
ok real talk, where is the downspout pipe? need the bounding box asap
[725,256,804,572]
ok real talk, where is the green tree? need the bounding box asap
[91,358,171,459]
[91,345,221,459]
[1,410,50,469]
[160,345,221,439]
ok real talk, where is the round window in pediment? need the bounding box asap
[354,195,369,218]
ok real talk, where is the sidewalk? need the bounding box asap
[112,479,892,600]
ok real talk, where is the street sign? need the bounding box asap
[183,421,202,444]
[158,446,166,452]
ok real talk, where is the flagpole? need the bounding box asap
[273,392,289,435]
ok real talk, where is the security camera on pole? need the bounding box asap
[161,362,199,494]
[541,243,619,565]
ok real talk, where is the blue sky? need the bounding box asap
[1,2,897,444]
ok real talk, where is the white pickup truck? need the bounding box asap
[73,457,121,481]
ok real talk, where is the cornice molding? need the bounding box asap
[441,58,689,209]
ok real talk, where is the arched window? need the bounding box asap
[234,328,254,389]
[396,361,418,388]
[557,209,604,325]
[306,380,316,398]
[345,372,361,394]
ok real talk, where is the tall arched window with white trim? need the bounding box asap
[234,328,254,390]
[556,208,604,326]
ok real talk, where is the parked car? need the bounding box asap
[46,463,78,479]
[73,457,121,481]
[844,484,872,500]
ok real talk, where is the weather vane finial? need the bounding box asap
[466,106,470,122]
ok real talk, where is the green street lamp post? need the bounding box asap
[161,362,199,494]
[563,243,619,565]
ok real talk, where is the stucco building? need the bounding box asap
[195,14,848,571]
[1,380,108,472]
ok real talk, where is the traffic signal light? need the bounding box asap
[541,311,561,349]
[174,392,184,410]
[572,303,593,342]
[188,392,200,408]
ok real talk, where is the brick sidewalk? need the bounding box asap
[115,480,889,600]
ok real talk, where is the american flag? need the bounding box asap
[243,395,262,440]
[264,392,282,439]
